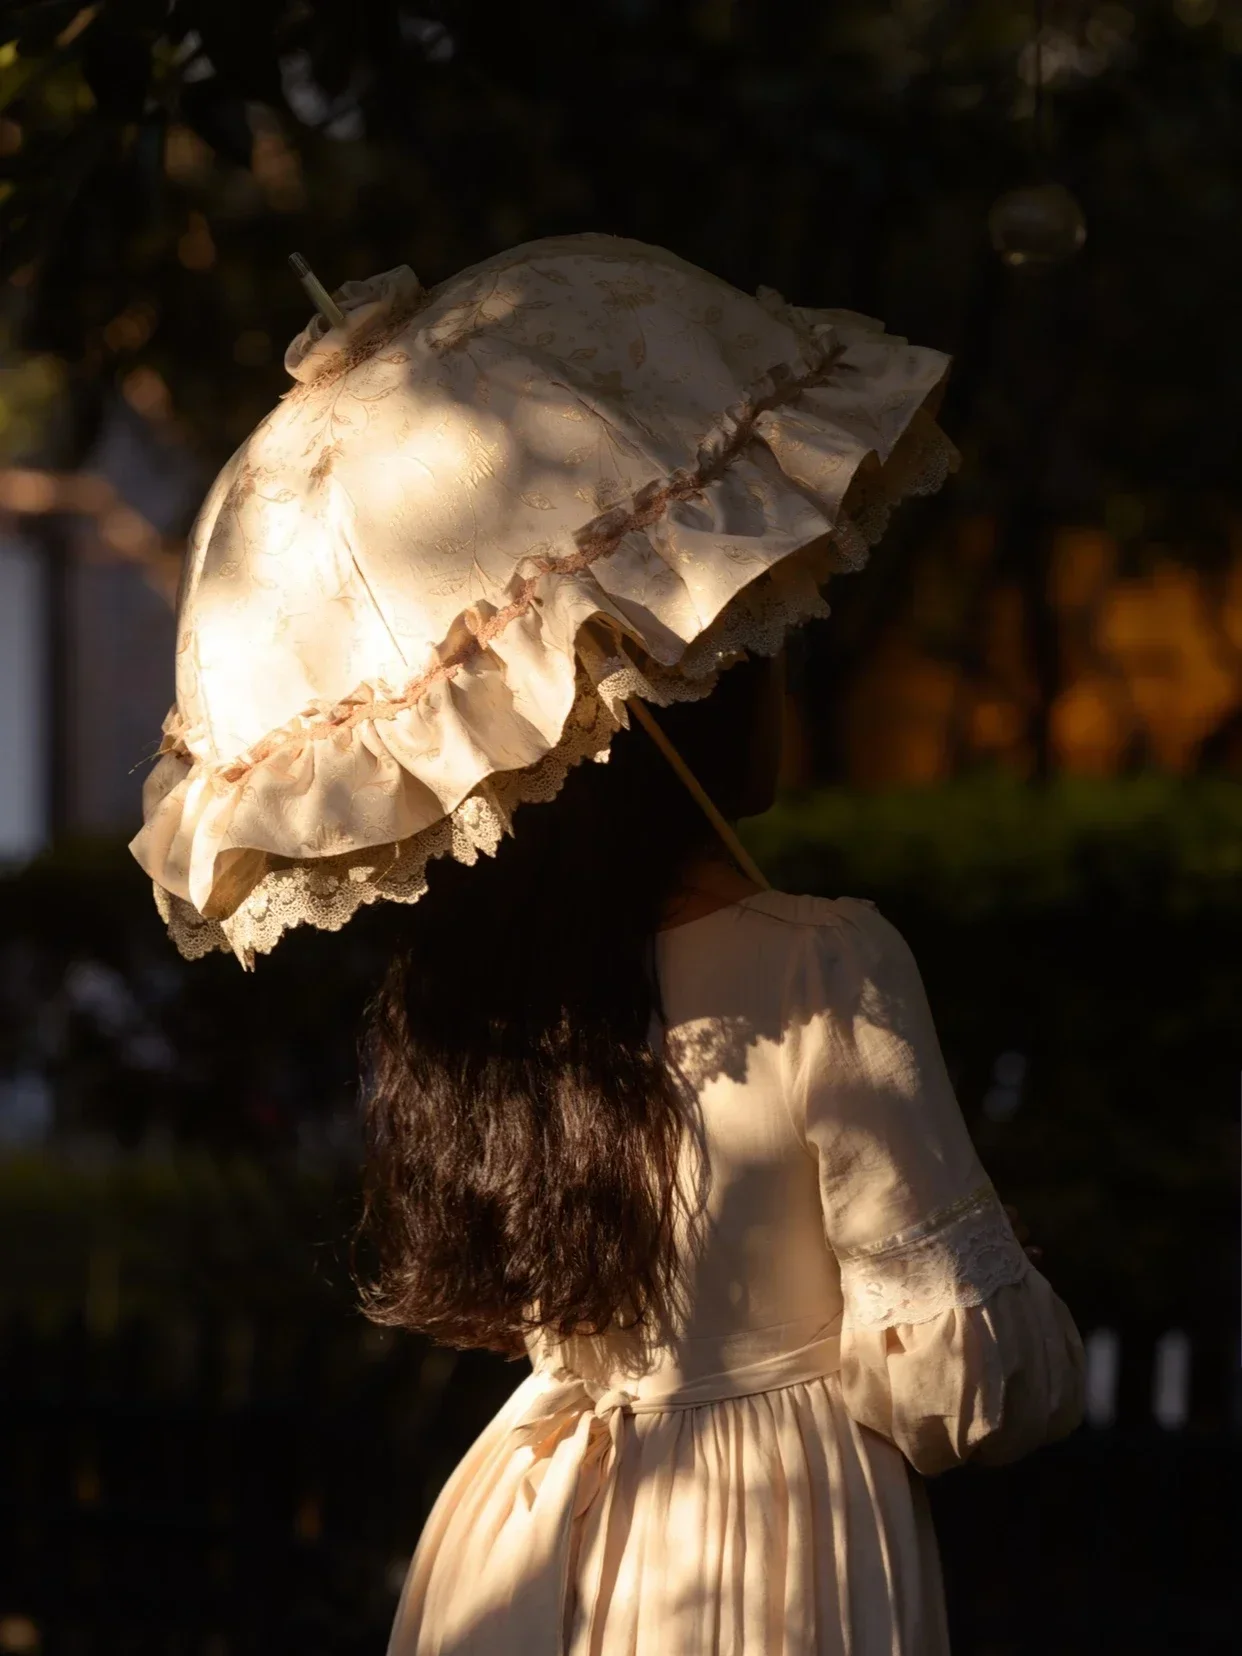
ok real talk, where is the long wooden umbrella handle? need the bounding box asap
[627,697,771,891]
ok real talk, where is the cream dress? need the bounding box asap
[387,891,1085,1655]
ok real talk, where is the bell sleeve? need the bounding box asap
[789,897,1085,1478]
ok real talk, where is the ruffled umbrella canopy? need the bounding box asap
[130,233,956,967]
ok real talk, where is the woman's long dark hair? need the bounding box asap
[356,655,778,1353]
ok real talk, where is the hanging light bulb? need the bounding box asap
[989,183,1086,265]
[990,0,1087,265]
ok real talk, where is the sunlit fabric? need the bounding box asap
[128,234,956,965]
[387,894,1085,1654]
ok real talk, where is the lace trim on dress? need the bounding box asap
[837,1185,1030,1332]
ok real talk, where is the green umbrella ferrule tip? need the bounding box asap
[288,251,347,330]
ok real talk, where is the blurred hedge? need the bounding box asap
[744,773,1242,918]
[0,775,1238,1352]
[0,1152,352,1331]
[747,775,1240,1353]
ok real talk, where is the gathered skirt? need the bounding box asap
[387,1368,951,1656]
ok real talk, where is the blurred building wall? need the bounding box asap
[2,399,196,855]
[0,533,46,862]
[66,551,176,835]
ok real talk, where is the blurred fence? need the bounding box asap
[2,797,1239,1652]
[0,1312,517,1655]
[1,1312,1237,1656]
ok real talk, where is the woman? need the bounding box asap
[130,231,1083,1652]
[365,650,1085,1655]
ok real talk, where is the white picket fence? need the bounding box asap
[1083,1327,1200,1429]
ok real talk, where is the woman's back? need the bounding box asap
[389,891,1084,1654]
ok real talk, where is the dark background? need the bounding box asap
[0,3,1239,1652]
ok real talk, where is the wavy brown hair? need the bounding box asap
[356,655,780,1353]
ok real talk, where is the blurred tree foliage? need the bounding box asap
[2,0,1241,782]
[0,0,1238,508]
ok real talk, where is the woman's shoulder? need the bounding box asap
[660,889,906,998]
[737,888,881,934]
[737,889,916,994]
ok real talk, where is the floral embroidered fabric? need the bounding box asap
[837,1185,1030,1332]
[130,233,957,964]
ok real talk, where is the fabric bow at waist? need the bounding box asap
[504,1329,844,1655]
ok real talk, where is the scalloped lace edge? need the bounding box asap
[155,414,955,966]
[838,1185,1030,1332]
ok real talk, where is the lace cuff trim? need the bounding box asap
[838,1185,1029,1332]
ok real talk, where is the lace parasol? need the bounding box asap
[130,232,957,966]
